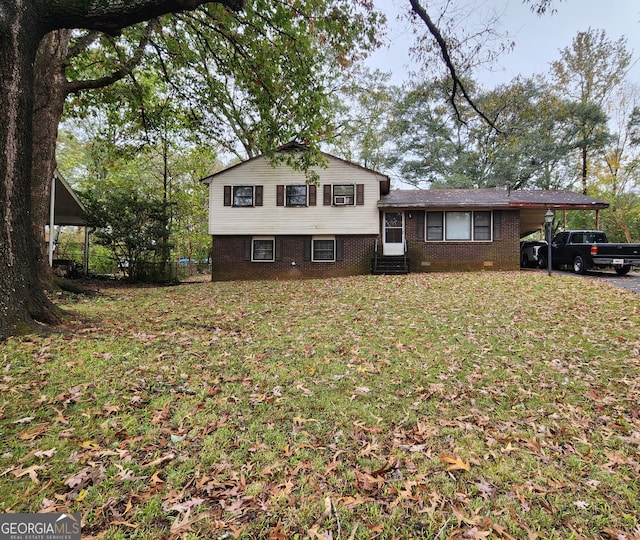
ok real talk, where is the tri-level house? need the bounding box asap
[201,143,609,280]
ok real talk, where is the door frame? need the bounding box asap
[382,211,405,256]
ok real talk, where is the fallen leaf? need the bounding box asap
[17,424,48,440]
[441,455,470,472]
[12,465,45,483]
[13,416,35,424]
[34,448,57,459]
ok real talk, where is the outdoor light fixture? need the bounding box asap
[544,209,555,276]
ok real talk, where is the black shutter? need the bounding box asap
[336,238,344,261]
[275,237,283,260]
[276,185,284,206]
[243,238,252,260]
[255,185,263,206]
[323,185,332,205]
[304,238,312,261]
[493,211,502,240]
[416,210,425,238]
[224,186,232,206]
[356,184,365,205]
[308,185,317,206]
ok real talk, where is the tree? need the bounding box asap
[323,67,398,172]
[0,0,242,340]
[31,23,158,290]
[82,189,173,282]
[550,29,632,194]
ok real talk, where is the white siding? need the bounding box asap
[207,154,382,235]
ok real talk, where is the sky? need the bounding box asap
[368,0,640,89]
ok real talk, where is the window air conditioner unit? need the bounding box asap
[334,196,347,205]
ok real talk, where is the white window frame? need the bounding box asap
[252,236,275,262]
[311,236,336,262]
[425,211,493,242]
[286,185,308,207]
[232,185,255,207]
[332,184,355,206]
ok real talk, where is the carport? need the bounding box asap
[507,190,610,237]
[49,170,89,272]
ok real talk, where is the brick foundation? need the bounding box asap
[404,209,520,272]
[211,235,377,281]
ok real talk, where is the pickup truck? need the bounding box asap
[538,230,640,276]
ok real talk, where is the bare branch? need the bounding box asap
[408,0,501,132]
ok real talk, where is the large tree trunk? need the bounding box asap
[32,30,74,285]
[0,4,60,340]
[1,0,242,340]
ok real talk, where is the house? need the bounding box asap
[201,145,609,280]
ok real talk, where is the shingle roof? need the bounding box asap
[378,188,609,210]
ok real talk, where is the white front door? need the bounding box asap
[383,212,405,256]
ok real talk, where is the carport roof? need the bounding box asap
[53,170,87,226]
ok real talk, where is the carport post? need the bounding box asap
[544,209,554,276]
[48,175,56,266]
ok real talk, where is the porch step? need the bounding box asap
[371,256,410,275]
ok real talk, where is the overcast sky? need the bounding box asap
[368,0,640,89]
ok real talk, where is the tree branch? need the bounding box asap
[44,0,244,35]
[66,20,160,94]
[408,0,501,133]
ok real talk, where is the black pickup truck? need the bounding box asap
[538,230,640,275]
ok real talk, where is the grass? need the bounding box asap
[0,271,639,539]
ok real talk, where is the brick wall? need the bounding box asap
[211,235,377,281]
[404,209,520,272]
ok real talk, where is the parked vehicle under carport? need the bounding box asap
[538,230,640,276]
[520,240,546,268]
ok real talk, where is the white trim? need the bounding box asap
[232,185,255,207]
[252,236,275,262]
[425,210,493,242]
[285,184,308,207]
[383,211,405,256]
[311,236,336,262]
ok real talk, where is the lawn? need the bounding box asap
[1,272,639,539]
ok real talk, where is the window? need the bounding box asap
[426,211,493,242]
[446,212,472,241]
[286,185,307,206]
[252,237,275,262]
[312,237,335,262]
[233,186,254,207]
[333,185,355,205]
[473,211,492,240]
[426,212,444,241]
[224,185,262,207]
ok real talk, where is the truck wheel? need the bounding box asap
[615,265,631,276]
[573,255,587,274]
[538,253,547,269]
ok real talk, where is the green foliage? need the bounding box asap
[82,189,173,281]
[384,77,612,191]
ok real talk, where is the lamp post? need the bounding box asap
[544,209,555,276]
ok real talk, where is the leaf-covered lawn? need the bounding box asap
[1,272,639,539]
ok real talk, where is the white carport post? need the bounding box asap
[48,175,56,266]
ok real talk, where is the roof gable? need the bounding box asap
[200,144,390,191]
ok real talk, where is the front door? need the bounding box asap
[383,212,405,256]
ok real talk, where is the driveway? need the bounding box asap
[551,268,640,293]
